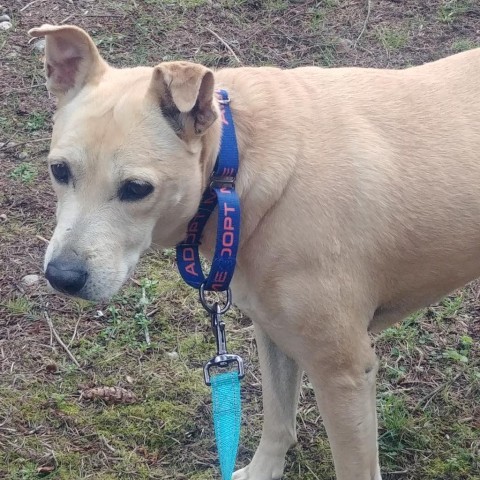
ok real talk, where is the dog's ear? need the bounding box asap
[149,61,217,138]
[28,24,107,100]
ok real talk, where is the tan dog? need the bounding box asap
[29,24,480,480]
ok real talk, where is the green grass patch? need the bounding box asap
[25,112,47,132]
[451,39,479,52]
[9,163,38,184]
[376,26,409,51]
[438,0,473,24]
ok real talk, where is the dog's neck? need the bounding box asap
[195,70,296,267]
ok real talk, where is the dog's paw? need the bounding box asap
[233,465,280,480]
[233,461,283,480]
[232,466,249,480]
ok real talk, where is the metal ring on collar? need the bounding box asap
[199,284,232,314]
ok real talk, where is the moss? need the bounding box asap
[93,400,195,451]
[426,453,473,477]
[54,452,84,478]
[57,401,80,416]
[178,333,215,364]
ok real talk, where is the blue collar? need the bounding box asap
[176,89,241,292]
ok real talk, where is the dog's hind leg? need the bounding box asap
[308,330,382,480]
[233,324,302,480]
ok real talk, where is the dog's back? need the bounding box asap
[215,49,480,331]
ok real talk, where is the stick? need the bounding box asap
[60,14,75,24]
[141,287,151,346]
[146,307,159,318]
[44,311,86,372]
[36,235,50,245]
[83,14,124,18]
[413,373,462,411]
[0,137,51,151]
[305,463,321,480]
[206,27,243,65]
[68,315,82,348]
[99,435,116,453]
[20,0,45,12]
[0,84,45,96]
[354,0,372,48]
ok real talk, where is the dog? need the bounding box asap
[29,24,480,480]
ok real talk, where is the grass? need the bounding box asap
[376,26,409,52]
[25,112,47,132]
[375,303,480,478]
[452,39,479,53]
[9,162,38,184]
[438,0,473,24]
[0,257,231,479]
[0,1,479,479]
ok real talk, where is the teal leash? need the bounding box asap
[201,290,244,480]
[211,371,242,480]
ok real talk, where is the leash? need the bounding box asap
[176,89,244,480]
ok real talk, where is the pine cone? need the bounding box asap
[81,386,138,404]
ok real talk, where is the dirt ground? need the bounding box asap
[0,1,479,479]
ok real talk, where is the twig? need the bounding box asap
[0,130,20,151]
[36,235,50,245]
[20,0,45,12]
[60,14,75,24]
[305,463,321,480]
[414,372,462,411]
[0,84,45,96]
[84,14,124,18]
[354,0,372,49]
[141,287,151,346]
[146,307,159,318]
[0,137,51,151]
[68,316,82,348]
[99,435,116,453]
[206,27,243,65]
[44,311,86,372]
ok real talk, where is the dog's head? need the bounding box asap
[29,25,221,301]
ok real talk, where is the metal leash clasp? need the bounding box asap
[200,285,245,386]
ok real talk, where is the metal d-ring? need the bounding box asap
[199,284,232,315]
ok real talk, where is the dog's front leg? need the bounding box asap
[309,332,382,480]
[233,325,302,480]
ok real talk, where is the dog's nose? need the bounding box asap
[45,259,88,295]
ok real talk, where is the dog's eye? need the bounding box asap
[51,162,70,184]
[119,181,154,202]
